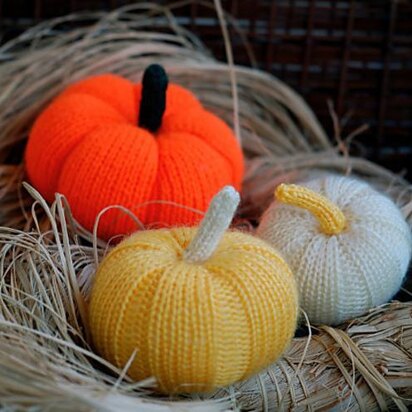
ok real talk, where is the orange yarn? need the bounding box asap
[25,65,244,240]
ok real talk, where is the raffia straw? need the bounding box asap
[0,184,411,411]
[0,2,411,411]
[209,302,412,411]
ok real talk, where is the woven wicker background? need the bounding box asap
[1,0,411,177]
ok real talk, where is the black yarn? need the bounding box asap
[138,64,168,133]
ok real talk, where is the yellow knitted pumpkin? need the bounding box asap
[89,186,298,394]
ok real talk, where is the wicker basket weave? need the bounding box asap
[1,0,411,177]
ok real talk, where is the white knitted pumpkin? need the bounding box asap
[257,175,412,325]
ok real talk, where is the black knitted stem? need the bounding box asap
[138,64,168,133]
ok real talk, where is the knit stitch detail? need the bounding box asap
[89,187,298,393]
[25,72,244,240]
[258,176,412,325]
[276,183,347,235]
[184,186,240,263]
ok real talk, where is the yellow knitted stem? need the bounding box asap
[184,186,240,263]
[275,183,346,235]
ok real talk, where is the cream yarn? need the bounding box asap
[257,175,412,325]
[184,186,240,263]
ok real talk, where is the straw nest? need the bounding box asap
[0,2,411,411]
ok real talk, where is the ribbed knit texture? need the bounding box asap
[88,187,298,393]
[275,183,347,235]
[183,186,241,263]
[257,175,412,325]
[25,73,244,240]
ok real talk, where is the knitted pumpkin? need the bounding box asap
[257,175,412,325]
[25,64,244,240]
[89,186,298,393]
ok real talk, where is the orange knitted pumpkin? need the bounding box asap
[25,64,244,240]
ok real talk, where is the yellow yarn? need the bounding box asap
[275,183,347,235]
[88,187,298,394]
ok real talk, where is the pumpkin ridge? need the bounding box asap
[26,92,127,187]
[143,145,165,226]
[179,130,239,189]
[147,132,232,227]
[206,263,256,382]
[337,237,373,322]
[206,244,296,376]
[195,109,242,185]
[27,110,125,201]
[146,264,178,390]
[61,73,136,123]
[161,108,243,188]
[112,265,170,374]
[52,121,134,192]
[195,267,217,390]
[56,123,157,237]
[63,91,132,123]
